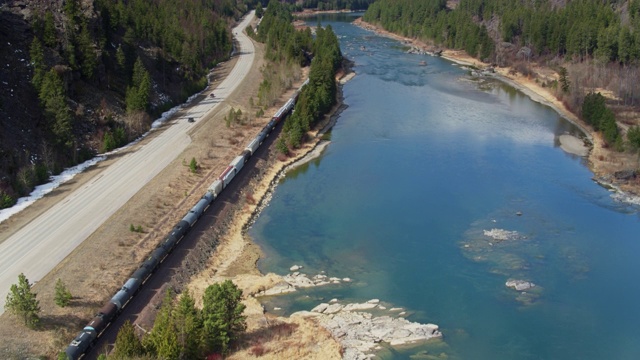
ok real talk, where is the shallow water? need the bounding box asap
[249,13,640,360]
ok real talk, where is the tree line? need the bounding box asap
[254,0,343,150]
[363,0,640,153]
[105,281,245,360]
[299,0,377,11]
[364,0,640,64]
[2,275,245,359]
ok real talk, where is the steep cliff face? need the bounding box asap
[0,0,239,208]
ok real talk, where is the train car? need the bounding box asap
[202,191,215,203]
[193,197,211,216]
[182,211,198,227]
[241,149,251,162]
[150,246,169,264]
[245,136,261,155]
[110,284,133,310]
[131,262,153,284]
[266,119,277,133]
[230,155,245,173]
[122,277,142,297]
[65,328,97,360]
[85,302,118,336]
[209,179,223,197]
[142,252,161,274]
[219,165,236,188]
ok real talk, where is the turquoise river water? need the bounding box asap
[248,13,640,360]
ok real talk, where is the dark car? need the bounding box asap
[188,117,195,123]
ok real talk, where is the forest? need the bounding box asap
[363,0,640,151]
[252,0,343,150]
[0,0,247,210]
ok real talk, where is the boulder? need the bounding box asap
[506,279,535,291]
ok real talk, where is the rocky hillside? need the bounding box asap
[0,0,247,209]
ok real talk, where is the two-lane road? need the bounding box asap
[0,11,256,312]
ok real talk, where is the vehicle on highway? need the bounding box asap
[188,117,195,123]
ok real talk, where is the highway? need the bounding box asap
[0,11,256,313]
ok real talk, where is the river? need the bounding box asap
[248,13,640,360]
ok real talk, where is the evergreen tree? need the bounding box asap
[189,157,198,173]
[201,280,246,355]
[126,58,151,112]
[43,11,57,48]
[4,273,40,328]
[39,69,73,148]
[144,290,180,359]
[173,290,202,359]
[54,278,72,307]
[30,37,46,91]
[78,23,97,79]
[558,67,570,94]
[628,126,640,151]
[113,320,145,359]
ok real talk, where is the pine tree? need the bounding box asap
[43,11,57,48]
[558,67,570,94]
[54,278,72,307]
[173,290,202,359]
[30,37,46,91]
[39,69,73,147]
[144,290,180,359]
[113,320,145,358]
[189,158,198,173]
[4,273,40,328]
[201,280,246,355]
[78,23,97,79]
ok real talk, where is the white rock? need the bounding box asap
[290,265,302,271]
[261,281,296,296]
[343,277,352,282]
[324,303,344,314]
[506,279,535,291]
[343,302,378,311]
[398,312,406,316]
[312,303,329,313]
[366,299,380,304]
[291,311,321,318]
[314,304,442,360]
[378,305,386,310]
[389,307,403,312]
[273,307,281,311]
[329,298,339,303]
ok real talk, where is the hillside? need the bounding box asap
[0,0,247,209]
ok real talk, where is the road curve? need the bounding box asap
[0,12,256,312]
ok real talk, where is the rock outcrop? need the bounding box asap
[295,299,442,360]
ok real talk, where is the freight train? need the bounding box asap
[64,81,306,359]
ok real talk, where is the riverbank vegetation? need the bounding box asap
[254,0,343,151]
[363,0,640,160]
[107,281,245,359]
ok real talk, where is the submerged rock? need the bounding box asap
[505,279,535,291]
[290,264,303,271]
[483,228,523,241]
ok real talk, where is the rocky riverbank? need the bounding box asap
[294,298,442,360]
